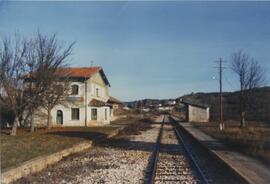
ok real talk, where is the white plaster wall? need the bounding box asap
[51,104,86,126]
[188,105,209,122]
[89,106,110,125]
[32,108,48,127]
[89,73,109,102]
[90,83,109,102]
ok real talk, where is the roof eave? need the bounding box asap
[99,69,111,87]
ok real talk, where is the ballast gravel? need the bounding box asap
[14,123,160,184]
[155,124,200,184]
[13,116,200,184]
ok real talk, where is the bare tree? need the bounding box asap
[24,33,74,129]
[0,36,28,135]
[43,74,71,129]
[247,59,266,89]
[1,32,74,135]
[231,51,266,127]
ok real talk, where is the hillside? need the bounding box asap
[178,87,270,123]
[124,98,175,108]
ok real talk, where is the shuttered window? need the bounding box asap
[91,108,97,120]
[71,85,79,95]
[71,108,80,120]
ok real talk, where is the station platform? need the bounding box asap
[179,122,270,184]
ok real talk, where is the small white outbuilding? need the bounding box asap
[181,100,210,122]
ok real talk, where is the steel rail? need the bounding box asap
[146,115,165,184]
[171,116,209,184]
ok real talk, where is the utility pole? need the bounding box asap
[140,100,143,118]
[217,58,225,131]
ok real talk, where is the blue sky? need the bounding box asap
[0,1,269,101]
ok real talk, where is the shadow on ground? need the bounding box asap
[48,131,107,142]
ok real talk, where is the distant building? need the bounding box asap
[107,96,122,110]
[107,96,123,121]
[142,108,151,112]
[123,106,131,111]
[180,100,210,122]
[166,100,176,105]
[158,106,174,112]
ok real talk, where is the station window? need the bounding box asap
[71,108,80,120]
[71,85,79,95]
[91,108,97,120]
[96,88,99,97]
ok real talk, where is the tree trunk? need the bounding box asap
[18,115,23,127]
[47,109,52,130]
[23,112,31,127]
[240,90,246,127]
[241,112,246,127]
[30,110,35,132]
[10,116,19,136]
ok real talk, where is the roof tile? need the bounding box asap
[62,67,102,78]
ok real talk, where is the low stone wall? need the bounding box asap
[1,142,92,184]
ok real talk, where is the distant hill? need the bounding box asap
[124,98,175,108]
[124,86,270,123]
[177,86,270,123]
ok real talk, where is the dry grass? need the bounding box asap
[110,117,139,126]
[117,118,153,136]
[192,120,270,164]
[0,118,138,171]
[0,127,115,172]
[1,128,85,172]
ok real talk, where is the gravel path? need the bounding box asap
[14,121,161,184]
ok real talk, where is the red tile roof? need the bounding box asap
[25,66,101,78]
[63,67,110,86]
[107,96,122,104]
[89,99,112,107]
[62,67,102,78]
[25,66,110,86]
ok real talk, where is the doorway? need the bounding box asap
[56,110,63,125]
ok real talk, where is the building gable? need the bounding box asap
[91,71,107,87]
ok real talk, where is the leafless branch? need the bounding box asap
[230,50,267,127]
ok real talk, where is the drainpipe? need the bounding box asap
[85,77,87,127]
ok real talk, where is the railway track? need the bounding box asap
[145,114,248,184]
[145,115,208,184]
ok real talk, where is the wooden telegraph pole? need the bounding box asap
[217,58,225,131]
